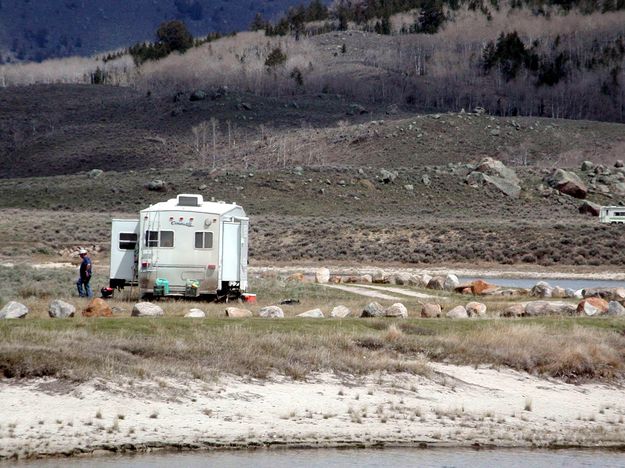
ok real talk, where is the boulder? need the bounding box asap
[48,300,75,318]
[530,281,553,298]
[385,303,408,318]
[582,287,625,303]
[330,305,352,318]
[420,274,433,287]
[259,306,284,318]
[394,273,412,286]
[379,169,397,183]
[82,298,113,317]
[408,274,427,288]
[225,307,252,318]
[456,279,499,295]
[564,288,576,298]
[545,169,587,199]
[577,297,609,316]
[88,169,103,179]
[501,304,525,318]
[361,302,385,318]
[444,274,460,291]
[615,160,624,168]
[146,179,167,192]
[297,308,324,318]
[523,301,576,317]
[608,301,625,316]
[0,301,28,319]
[132,302,164,317]
[427,276,446,290]
[372,271,388,284]
[185,308,206,318]
[466,302,487,317]
[189,90,207,101]
[446,305,469,319]
[315,267,330,284]
[579,201,601,217]
[551,286,567,299]
[581,160,594,171]
[358,179,376,190]
[420,303,442,318]
[465,171,521,199]
[475,157,520,184]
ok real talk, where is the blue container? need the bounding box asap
[154,278,170,296]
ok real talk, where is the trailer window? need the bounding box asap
[119,232,137,250]
[195,232,213,249]
[146,231,159,247]
[160,231,174,248]
[616,212,625,217]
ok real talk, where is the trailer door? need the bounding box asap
[221,222,241,281]
[110,219,139,285]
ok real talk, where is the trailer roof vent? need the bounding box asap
[177,194,203,207]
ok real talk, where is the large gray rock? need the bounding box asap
[131,302,164,317]
[225,307,252,318]
[0,301,28,319]
[581,160,594,171]
[608,301,625,316]
[530,281,553,298]
[330,305,352,318]
[465,171,521,198]
[545,169,587,199]
[420,303,442,318]
[88,169,103,179]
[361,302,385,318]
[379,169,398,183]
[475,157,520,184]
[185,308,206,318]
[48,300,75,318]
[466,302,487,317]
[501,304,525,317]
[146,179,167,192]
[297,308,324,318]
[579,200,601,217]
[259,306,284,318]
[385,303,408,318]
[444,274,460,291]
[394,273,412,286]
[446,305,469,319]
[523,301,576,317]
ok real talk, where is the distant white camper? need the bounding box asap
[600,206,625,224]
[109,194,249,299]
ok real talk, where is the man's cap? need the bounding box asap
[78,248,87,255]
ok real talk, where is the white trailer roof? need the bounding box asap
[141,195,244,215]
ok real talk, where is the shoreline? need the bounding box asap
[3,363,625,461]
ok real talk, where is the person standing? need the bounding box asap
[76,248,93,298]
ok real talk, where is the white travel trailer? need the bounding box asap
[109,194,249,299]
[600,206,625,224]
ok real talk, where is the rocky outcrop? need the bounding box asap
[608,301,625,316]
[330,305,351,318]
[259,306,284,318]
[132,302,164,317]
[466,302,487,317]
[446,305,469,319]
[523,301,576,317]
[545,169,587,199]
[361,302,385,318]
[385,303,408,318]
[48,300,75,318]
[297,308,325,318]
[0,301,28,319]
[225,307,252,318]
[82,298,113,317]
[577,297,609,316]
[185,308,206,318]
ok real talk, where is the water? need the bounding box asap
[458,277,625,291]
[11,448,625,468]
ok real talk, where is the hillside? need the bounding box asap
[0,0,313,62]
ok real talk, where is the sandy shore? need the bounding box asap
[2,364,625,460]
